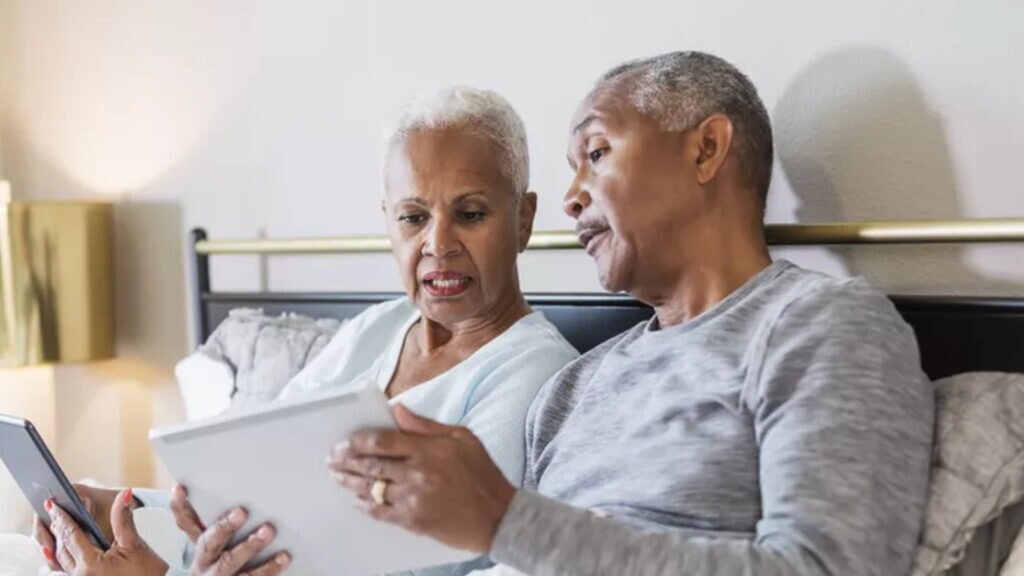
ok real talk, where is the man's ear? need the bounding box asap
[693,114,734,186]
[518,192,538,252]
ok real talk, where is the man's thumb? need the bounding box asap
[110,489,143,550]
[393,403,453,435]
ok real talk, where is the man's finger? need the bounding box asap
[170,484,206,543]
[194,507,247,568]
[210,524,276,575]
[243,551,292,576]
[110,488,144,550]
[348,429,419,458]
[47,501,101,567]
[392,403,455,436]
[329,454,402,483]
[333,470,376,501]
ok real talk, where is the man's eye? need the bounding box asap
[398,214,426,225]
[460,211,486,222]
[588,148,607,163]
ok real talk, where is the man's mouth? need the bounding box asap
[576,225,610,253]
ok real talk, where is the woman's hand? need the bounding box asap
[33,484,136,570]
[328,404,517,553]
[169,484,206,544]
[46,488,169,576]
[188,506,291,576]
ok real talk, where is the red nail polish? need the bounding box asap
[123,488,133,506]
[41,546,54,561]
[44,498,53,512]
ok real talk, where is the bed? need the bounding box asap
[187,219,1024,576]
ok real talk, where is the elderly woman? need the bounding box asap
[34,86,578,576]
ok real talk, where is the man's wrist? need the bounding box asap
[484,483,518,553]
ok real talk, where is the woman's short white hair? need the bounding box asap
[384,86,529,197]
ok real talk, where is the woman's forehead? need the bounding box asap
[384,129,512,200]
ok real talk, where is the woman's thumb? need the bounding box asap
[110,488,143,550]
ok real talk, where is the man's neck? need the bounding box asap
[643,222,772,328]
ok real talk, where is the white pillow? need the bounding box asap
[174,352,234,421]
[913,372,1024,575]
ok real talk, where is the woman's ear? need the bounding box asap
[518,192,538,252]
[693,114,735,186]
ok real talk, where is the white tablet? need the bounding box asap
[149,386,471,576]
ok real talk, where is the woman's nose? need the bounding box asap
[563,176,592,219]
[422,220,462,258]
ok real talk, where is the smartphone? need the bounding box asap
[0,414,111,550]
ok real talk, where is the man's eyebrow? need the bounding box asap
[453,191,488,202]
[396,191,488,205]
[396,196,428,206]
[572,113,600,135]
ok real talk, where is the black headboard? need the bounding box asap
[190,230,1024,381]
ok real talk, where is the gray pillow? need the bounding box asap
[199,308,345,408]
[913,372,1024,575]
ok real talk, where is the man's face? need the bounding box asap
[383,128,534,326]
[564,80,700,296]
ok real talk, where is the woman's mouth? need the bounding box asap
[422,272,472,297]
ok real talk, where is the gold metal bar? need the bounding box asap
[194,218,1024,255]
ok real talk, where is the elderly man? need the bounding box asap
[334,52,934,576]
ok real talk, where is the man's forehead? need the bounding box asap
[570,78,637,135]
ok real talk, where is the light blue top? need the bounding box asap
[150,297,578,576]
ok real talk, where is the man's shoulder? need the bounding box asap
[773,266,903,328]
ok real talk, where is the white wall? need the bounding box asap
[0,0,1022,498]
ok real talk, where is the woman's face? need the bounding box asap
[383,127,536,327]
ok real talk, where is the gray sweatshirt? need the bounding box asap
[491,260,934,576]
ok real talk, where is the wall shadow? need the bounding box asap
[773,46,1021,296]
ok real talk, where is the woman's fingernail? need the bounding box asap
[229,507,246,525]
[41,546,54,561]
[123,488,133,506]
[276,552,291,566]
[256,524,273,541]
[44,498,53,512]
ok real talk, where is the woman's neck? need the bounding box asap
[417,290,532,356]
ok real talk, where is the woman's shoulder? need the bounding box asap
[500,310,580,360]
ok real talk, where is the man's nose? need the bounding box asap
[563,175,592,219]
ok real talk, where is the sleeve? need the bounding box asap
[490,284,934,576]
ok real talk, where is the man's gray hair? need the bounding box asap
[600,51,774,204]
[385,86,529,197]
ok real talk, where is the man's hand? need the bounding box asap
[327,404,517,553]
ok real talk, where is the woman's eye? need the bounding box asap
[398,213,426,225]
[459,211,486,222]
[588,147,607,163]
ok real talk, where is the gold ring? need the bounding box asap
[370,478,389,506]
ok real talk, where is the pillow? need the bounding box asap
[174,309,345,417]
[913,372,1024,575]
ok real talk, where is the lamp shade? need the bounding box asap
[0,201,114,366]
